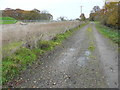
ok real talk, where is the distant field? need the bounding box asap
[0,17,17,24]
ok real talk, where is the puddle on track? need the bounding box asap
[77,57,86,67]
[59,49,92,67]
[77,50,91,67]
[58,48,76,65]
[69,48,76,51]
[85,50,91,56]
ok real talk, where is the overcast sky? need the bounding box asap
[0,0,105,20]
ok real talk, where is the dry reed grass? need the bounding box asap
[2,21,80,46]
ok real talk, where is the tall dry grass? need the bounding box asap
[2,21,80,46]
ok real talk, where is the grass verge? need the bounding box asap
[96,22,119,44]
[2,23,87,84]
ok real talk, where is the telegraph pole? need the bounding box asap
[80,6,83,14]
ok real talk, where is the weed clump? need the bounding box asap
[53,30,72,43]
[88,42,95,51]
[38,41,58,51]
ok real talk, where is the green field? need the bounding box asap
[0,17,17,24]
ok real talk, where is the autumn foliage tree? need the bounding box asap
[89,2,119,29]
[2,8,53,21]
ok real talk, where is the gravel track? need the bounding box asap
[5,22,118,88]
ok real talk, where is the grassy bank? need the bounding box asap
[2,23,87,84]
[96,22,119,44]
[0,17,17,24]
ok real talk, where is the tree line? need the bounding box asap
[1,8,53,21]
[89,2,119,29]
